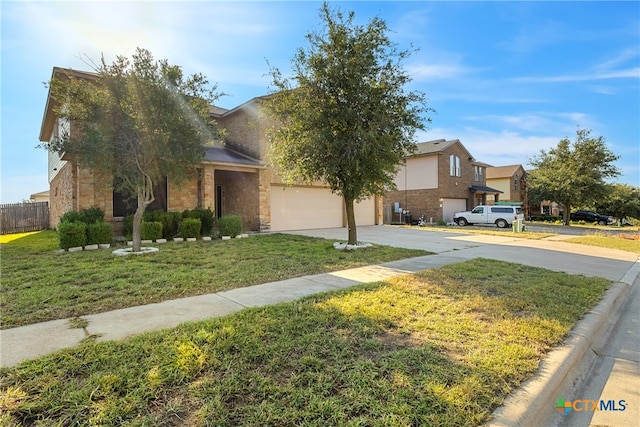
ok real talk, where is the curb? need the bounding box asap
[487,259,640,427]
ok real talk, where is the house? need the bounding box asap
[40,67,381,234]
[29,190,50,204]
[485,164,529,216]
[383,139,502,224]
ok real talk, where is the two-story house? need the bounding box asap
[383,139,502,224]
[40,67,381,235]
[485,164,528,215]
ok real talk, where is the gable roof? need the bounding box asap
[486,164,524,179]
[409,139,475,161]
[39,67,100,142]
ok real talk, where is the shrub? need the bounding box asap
[146,210,181,239]
[79,207,104,224]
[219,215,243,238]
[59,211,82,225]
[87,221,112,245]
[182,208,215,236]
[58,221,87,249]
[141,221,163,241]
[181,218,202,239]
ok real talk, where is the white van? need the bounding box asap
[453,205,524,228]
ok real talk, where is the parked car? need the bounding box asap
[569,210,612,225]
[453,205,524,228]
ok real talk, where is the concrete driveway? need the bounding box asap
[285,225,639,282]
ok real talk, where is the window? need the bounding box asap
[450,155,461,177]
[471,207,484,214]
[514,175,518,190]
[113,176,168,217]
[474,165,483,182]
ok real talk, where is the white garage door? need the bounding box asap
[442,198,467,223]
[270,186,377,231]
[270,186,343,231]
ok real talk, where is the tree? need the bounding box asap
[266,3,432,245]
[44,48,220,251]
[528,128,620,225]
[597,183,640,222]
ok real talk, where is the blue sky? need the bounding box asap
[2,1,639,204]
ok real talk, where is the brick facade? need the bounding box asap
[383,140,491,223]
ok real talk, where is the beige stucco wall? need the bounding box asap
[393,156,438,191]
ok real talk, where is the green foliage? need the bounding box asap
[437,219,447,226]
[79,207,105,224]
[59,211,82,225]
[528,128,620,225]
[180,218,202,238]
[57,222,87,249]
[219,215,242,237]
[87,222,112,245]
[266,3,431,244]
[41,48,223,250]
[597,183,640,220]
[529,214,562,222]
[147,210,182,239]
[182,208,215,236]
[141,221,163,241]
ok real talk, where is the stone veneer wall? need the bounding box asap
[49,162,77,227]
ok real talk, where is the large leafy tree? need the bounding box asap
[266,3,432,245]
[528,128,620,225]
[597,183,640,222]
[44,48,220,251]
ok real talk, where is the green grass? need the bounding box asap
[0,231,428,329]
[563,234,640,254]
[0,259,610,426]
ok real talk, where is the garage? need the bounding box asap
[270,185,377,231]
[442,198,467,223]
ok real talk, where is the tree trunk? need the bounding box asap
[131,177,154,252]
[562,202,571,225]
[344,197,357,245]
[132,204,144,252]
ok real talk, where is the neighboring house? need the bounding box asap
[485,164,528,214]
[29,190,50,204]
[39,67,380,234]
[383,139,502,224]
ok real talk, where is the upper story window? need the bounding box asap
[474,165,483,182]
[514,175,519,190]
[449,154,461,177]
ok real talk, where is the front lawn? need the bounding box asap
[563,234,640,254]
[0,231,428,329]
[0,258,610,426]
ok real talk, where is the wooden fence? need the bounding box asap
[0,202,50,235]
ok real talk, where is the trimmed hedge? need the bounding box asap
[87,221,112,245]
[60,207,105,226]
[182,208,215,236]
[58,222,87,249]
[219,215,243,238]
[141,221,163,241]
[181,218,202,239]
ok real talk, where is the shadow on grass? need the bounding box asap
[0,258,609,426]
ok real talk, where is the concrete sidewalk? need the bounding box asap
[1,226,638,426]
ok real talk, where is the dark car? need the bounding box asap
[570,210,612,225]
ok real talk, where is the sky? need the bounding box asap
[1,1,639,204]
